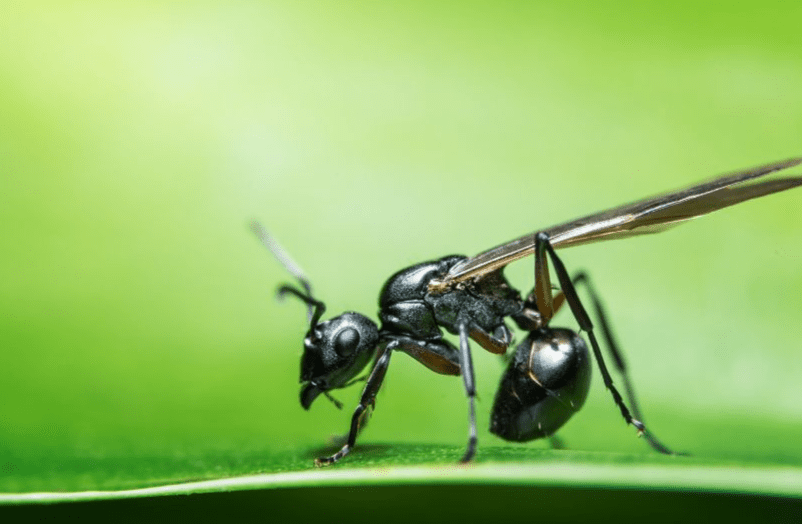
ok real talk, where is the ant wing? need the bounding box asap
[433,157,802,288]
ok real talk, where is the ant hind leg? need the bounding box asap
[536,232,677,455]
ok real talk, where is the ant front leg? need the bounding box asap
[314,340,397,467]
[535,233,671,454]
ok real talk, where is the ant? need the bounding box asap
[255,157,801,466]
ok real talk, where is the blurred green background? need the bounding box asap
[2,0,802,499]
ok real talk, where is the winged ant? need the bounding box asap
[254,157,802,466]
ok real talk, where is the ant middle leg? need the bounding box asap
[458,322,479,463]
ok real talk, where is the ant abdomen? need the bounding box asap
[490,328,591,442]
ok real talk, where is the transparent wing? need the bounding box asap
[437,157,802,286]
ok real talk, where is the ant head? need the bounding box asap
[252,223,379,410]
[299,311,378,409]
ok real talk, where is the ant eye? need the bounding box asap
[334,328,360,356]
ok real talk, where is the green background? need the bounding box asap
[2,0,802,516]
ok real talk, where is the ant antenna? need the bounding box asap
[251,222,326,331]
[321,390,344,410]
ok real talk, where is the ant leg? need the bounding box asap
[535,233,670,454]
[458,322,478,463]
[514,236,562,332]
[533,233,555,322]
[314,340,396,467]
[572,272,675,454]
[468,323,512,355]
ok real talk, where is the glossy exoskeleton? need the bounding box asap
[490,327,591,442]
[255,157,802,466]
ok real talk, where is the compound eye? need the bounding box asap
[333,327,360,356]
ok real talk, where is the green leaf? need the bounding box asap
[4,445,802,503]
[3,446,802,522]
